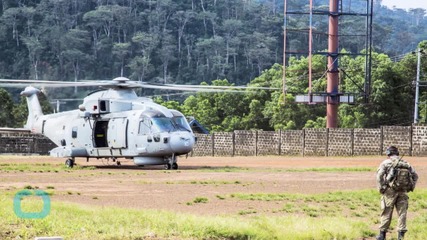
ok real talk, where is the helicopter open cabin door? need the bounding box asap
[94,120,109,148]
[107,118,128,149]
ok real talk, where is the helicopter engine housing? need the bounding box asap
[133,157,166,166]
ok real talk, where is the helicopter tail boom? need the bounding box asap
[21,86,44,130]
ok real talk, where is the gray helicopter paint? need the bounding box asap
[21,83,195,167]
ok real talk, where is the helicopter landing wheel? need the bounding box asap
[172,163,178,170]
[65,158,75,168]
[164,163,172,170]
[116,161,121,166]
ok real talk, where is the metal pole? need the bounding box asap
[326,0,339,128]
[308,0,313,101]
[414,48,421,124]
[364,0,373,103]
[282,0,288,103]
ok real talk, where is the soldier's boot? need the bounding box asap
[376,231,386,240]
[397,231,405,240]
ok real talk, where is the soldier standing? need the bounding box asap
[376,146,418,240]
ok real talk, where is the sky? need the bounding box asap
[381,0,427,10]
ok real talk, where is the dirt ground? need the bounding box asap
[1,155,426,216]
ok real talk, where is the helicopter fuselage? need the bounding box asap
[24,86,195,167]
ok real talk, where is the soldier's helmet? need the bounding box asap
[386,146,399,156]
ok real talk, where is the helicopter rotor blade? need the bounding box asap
[0,79,68,83]
[0,78,254,93]
[139,83,245,92]
[0,79,106,88]
[164,84,280,90]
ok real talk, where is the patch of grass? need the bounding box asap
[138,180,153,185]
[230,189,427,229]
[165,180,246,185]
[284,167,375,172]
[191,180,244,185]
[196,166,251,172]
[216,195,226,200]
[193,166,373,174]
[0,162,96,172]
[0,192,388,240]
[1,190,427,239]
[192,197,208,204]
[238,210,257,215]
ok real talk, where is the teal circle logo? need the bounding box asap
[13,190,51,219]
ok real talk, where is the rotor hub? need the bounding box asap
[113,77,130,83]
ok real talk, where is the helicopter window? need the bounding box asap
[99,100,108,112]
[72,127,78,138]
[138,118,151,135]
[42,120,46,134]
[151,117,176,132]
[173,116,191,132]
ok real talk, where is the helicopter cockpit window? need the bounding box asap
[151,117,175,133]
[151,116,191,133]
[172,116,191,132]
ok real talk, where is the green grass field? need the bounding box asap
[1,189,427,239]
[0,162,96,173]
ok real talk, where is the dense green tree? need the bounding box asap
[0,0,423,88]
[0,88,15,127]
[130,32,159,81]
[61,29,92,93]
[304,117,326,129]
[339,50,414,127]
[0,1,425,131]
[178,79,250,132]
[112,42,131,76]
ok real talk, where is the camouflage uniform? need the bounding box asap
[376,155,418,234]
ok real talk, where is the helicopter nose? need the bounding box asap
[170,132,195,154]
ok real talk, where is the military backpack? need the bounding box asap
[387,159,414,192]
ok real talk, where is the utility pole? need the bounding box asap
[326,0,339,128]
[414,48,425,124]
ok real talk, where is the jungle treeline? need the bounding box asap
[0,0,426,130]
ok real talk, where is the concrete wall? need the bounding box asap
[191,126,427,157]
[303,129,327,156]
[257,131,280,156]
[382,126,412,156]
[280,130,303,155]
[412,126,427,156]
[353,128,381,156]
[3,126,427,156]
[328,128,353,156]
[234,131,256,156]
[0,132,55,155]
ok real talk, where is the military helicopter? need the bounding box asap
[0,77,276,169]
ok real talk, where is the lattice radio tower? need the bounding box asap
[282,0,374,128]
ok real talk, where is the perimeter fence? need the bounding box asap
[3,126,427,156]
[191,126,427,157]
